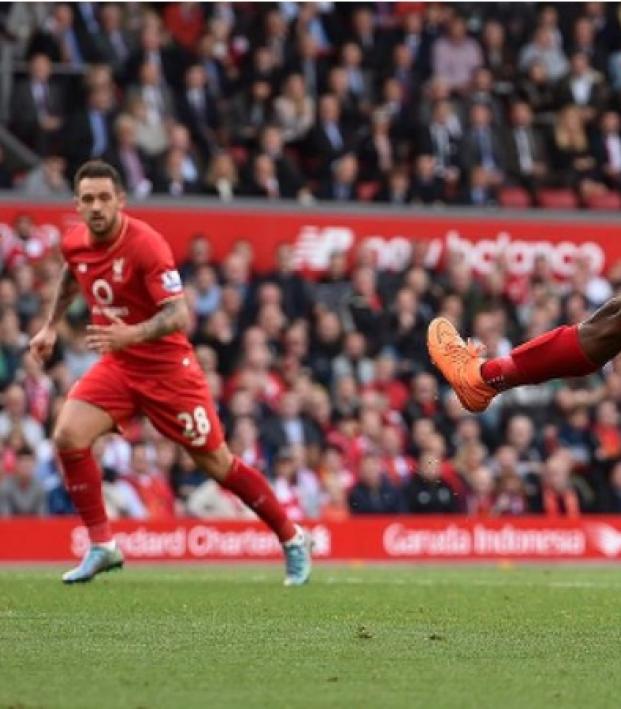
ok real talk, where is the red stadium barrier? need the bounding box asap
[3,517,621,562]
[0,201,618,277]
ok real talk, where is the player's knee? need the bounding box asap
[53,423,89,451]
[191,444,234,482]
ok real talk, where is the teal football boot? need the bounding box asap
[62,545,124,584]
[283,525,312,587]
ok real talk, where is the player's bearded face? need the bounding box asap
[76,177,126,239]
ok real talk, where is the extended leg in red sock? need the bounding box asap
[481,325,599,390]
[57,448,112,544]
[221,457,296,543]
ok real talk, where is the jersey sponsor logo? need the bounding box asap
[161,269,183,293]
[92,305,129,318]
[112,258,125,282]
[92,278,114,306]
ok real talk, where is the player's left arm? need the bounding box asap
[85,297,190,353]
[134,296,190,342]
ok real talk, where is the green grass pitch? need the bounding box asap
[1,564,621,709]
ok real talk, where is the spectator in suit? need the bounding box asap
[124,19,186,87]
[504,101,548,193]
[126,60,176,129]
[229,80,274,148]
[556,51,607,125]
[96,2,134,76]
[105,114,153,198]
[339,41,373,113]
[204,151,239,201]
[375,165,413,205]
[481,18,516,86]
[246,45,282,92]
[462,165,498,206]
[311,95,351,171]
[461,102,505,185]
[411,154,445,205]
[593,111,621,190]
[273,73,315,145]
[258,125,309,200]
[292,2,334,55]
[376,77,414,149]
[517,59,557,127]
[154,148,201,196]
[286,32,328,99]
[417,99,462,191]
[195,31,232,101]
[394,11,432,81]
[348,451,403,515]
[176,63,220,158]
[265,244,311,321]
[387,42,422,111]
[260,390,323,461]
[64,83,116,174]
[241,154,287,199]
[466,67,504,125]
[10,53,64,155]
[30,2,93,66]
[341,266,386,354]
[348,6,386,72]
[259,8,289,71]
[163,123,202,188]
[569,15,608,74]
[326,66,365,134]
[315,153,359,201]
[358,109,396,181]
[431,15,483,94]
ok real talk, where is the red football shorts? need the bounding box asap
[68,354,224,452]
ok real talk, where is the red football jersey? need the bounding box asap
[62,213,193,370]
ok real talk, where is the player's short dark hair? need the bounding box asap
[74,160,123,194]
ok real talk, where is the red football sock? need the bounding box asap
[57,448,112,544]
[221,457,296,543]
[481,325,598,390]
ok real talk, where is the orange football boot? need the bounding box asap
[427,317,497,413]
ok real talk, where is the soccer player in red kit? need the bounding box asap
[29,160,312,585]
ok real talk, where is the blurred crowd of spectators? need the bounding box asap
[3,2,621,207]
[2,212,621,520]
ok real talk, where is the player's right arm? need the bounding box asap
[29,263,80,363]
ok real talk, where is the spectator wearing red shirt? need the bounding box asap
[365,353,409,413]
[593,399,621,462]
[126,443,176,521]
[529,450,586,517]
[381,425,414,487]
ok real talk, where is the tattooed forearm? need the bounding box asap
[135,298,190,342]
[47,264,80,326]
